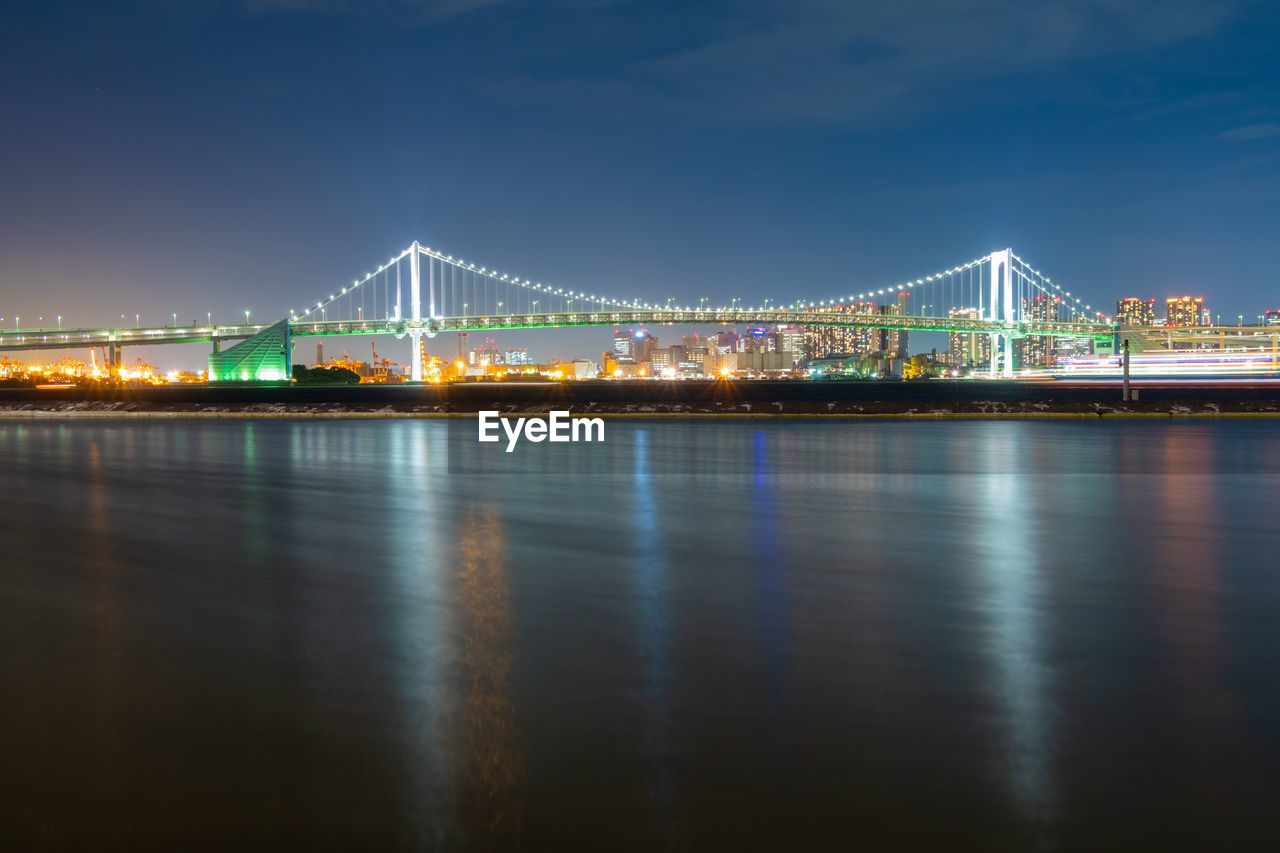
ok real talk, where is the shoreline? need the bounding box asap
[3,406,1280,419]
[3,380,1279,419]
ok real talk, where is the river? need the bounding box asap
[2,418,1278,849]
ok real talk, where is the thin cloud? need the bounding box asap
[1218,122,1280,141]
[480,0,1247,125]
[241,0,506,20]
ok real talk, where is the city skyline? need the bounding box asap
[3,1,1280,371]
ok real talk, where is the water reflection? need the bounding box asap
[1149,428,1241,790]
[86,435,126,832]
[386,423,456,846]
[974,425,1056,818]
[631,429,677,842]
[5,420,1280,848]
[454,505,524,845]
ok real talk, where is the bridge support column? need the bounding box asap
[988,332,1014,378]
[212,337,220,355]
[409,329,424,382]
[108,341,123,377]
[986,248,1014,378]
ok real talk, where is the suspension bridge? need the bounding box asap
[0,243,1184,381]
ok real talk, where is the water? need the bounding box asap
[2,418,1279,849]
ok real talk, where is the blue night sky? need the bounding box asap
[2,0,1278,367]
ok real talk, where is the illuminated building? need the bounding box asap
[681,334,708,358]
[803,302,874,358]
[1019,294,1063,367]
[872,292,910,358]
[1166,296,1204,326]
[471,343,503,365]
[947,307,990,368]
[778,326,804,356]
[1266,310,1280,327]
[505,347,532,365]
[612,330,633,360]
[1116,297,1155,327]
[712,330,739,355]
[636,331,658,364]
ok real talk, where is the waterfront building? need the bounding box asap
[872,293,910,358]
[803,302,874,358]
[1117,297,1156,327]
[1019,294,1063,367]
[947,307,990,369]
[1166,296,1204,326]
[778,326,805,357]
[613,330,635,360]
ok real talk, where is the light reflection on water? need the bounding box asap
[1,418,1279,849]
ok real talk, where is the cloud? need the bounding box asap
[1218,122,1280,141]
[241,0,507,21]
[482,0,1248,125]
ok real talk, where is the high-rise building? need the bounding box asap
[871,292,910,358]
[1166,296,1204,326]
[613,330,634,360]
[1116,297,1156,327]
[505,347,532,365]
[803,302,874,358]
[633,330,657,364]
[947,308,990,369]
[778,326,805,357]
[681,334,708,357]
[1019,294,1063,366]
[714,330,739,355]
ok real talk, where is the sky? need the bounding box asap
[2,0,1278,368]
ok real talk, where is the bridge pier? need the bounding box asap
[108,341,123,377]
[986,249,1015,378]
[988,332,1014,378]
[211,337,220,355]
[408,329,424,382]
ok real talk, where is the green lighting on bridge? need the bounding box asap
[208,320,291,382]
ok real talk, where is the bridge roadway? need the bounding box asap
[0,310,1120,354]
[6,312,1277,357]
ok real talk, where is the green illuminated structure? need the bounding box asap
[208,319,291,382]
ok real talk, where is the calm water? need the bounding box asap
[2,418,1279,850]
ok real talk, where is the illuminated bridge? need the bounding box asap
[6,242,1254,381]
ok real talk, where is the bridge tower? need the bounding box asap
[987,248,1014,378]
[409,240,423,382]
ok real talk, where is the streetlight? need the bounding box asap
[172,312,177,327]
[207,311,211,326]
[57,315,61,330]
[135,313,140,327]
[245,310,251,326]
